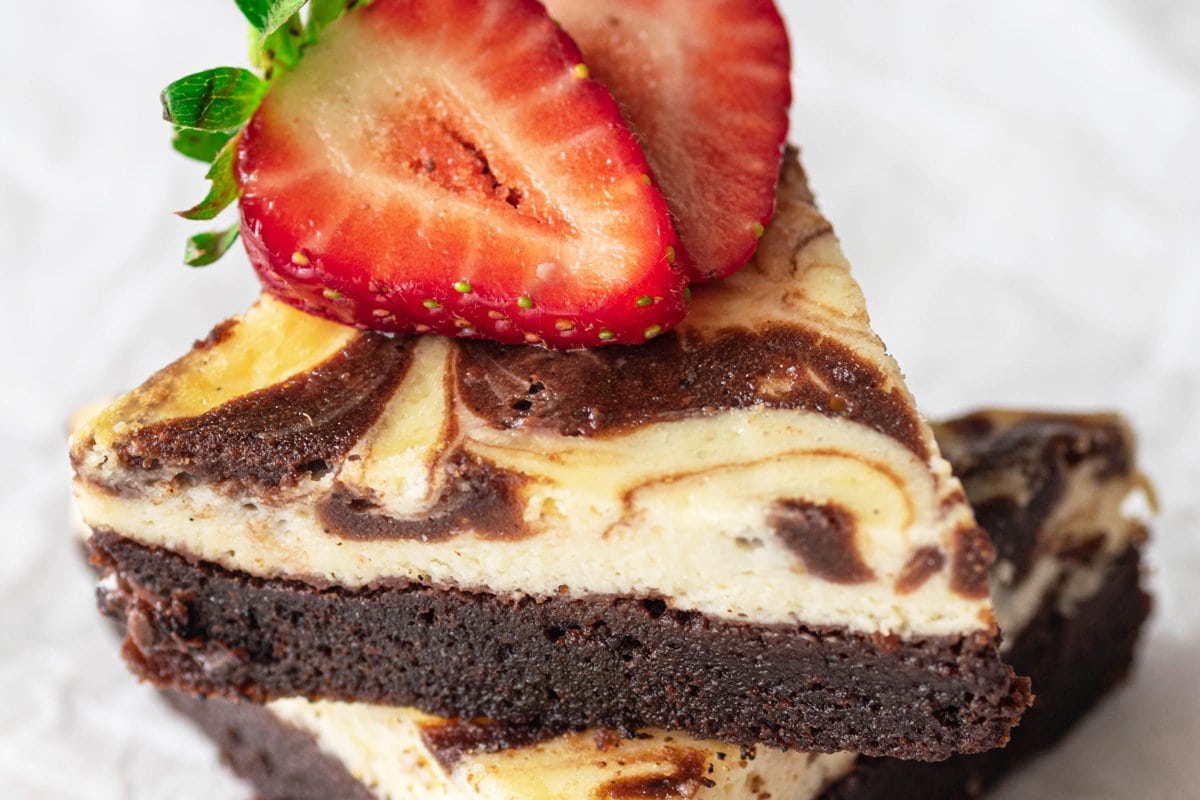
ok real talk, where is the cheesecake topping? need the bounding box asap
[455,323,927,457]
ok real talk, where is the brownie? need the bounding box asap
[161,542,1148,800]
[73,152,1037,759]
[91,527,1024,760]
[86,410,1139,761]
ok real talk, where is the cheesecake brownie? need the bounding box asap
[73,150,1031,759]
[160,409,1151,799]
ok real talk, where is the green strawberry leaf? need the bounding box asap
[171,128,235,163]
[161,67,267,131]
[236,0,309,40]
[166,1,366,267]
[178,138,239,221]
[185,225,242,267]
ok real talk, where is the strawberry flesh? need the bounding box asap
[236,0,685,347]
[544,0,792,281]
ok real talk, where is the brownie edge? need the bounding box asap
[88,529,1029,761]
[162,690,375,800]
[160,544,1146,800]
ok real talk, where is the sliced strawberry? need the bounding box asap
[544,0,791,281]
[236,0,684,347]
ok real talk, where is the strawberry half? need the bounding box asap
[544,0,792,281]
[236,0,684,347]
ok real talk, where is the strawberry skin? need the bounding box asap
[544,0,792,281]
[236,0,684,347]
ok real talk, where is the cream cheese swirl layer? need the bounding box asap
[72,151,996,638]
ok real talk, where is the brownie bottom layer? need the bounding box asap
[162,545,1146,800]
[819,545,1150,799]
[88,528,1028,760]
[163,690,375,800]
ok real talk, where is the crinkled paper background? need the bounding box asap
[1,1,1197,797]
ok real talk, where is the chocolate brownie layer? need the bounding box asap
[90,528,1024,761]
[161,543,1147,800]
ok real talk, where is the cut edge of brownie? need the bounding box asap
[88,528,1029,761]
[162,690,376,800]
[159,542,1148,800]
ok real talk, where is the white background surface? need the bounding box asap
[1,1,1197,797]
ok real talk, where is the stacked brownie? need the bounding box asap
[155,409,1149,799]
[70,147,1151,797]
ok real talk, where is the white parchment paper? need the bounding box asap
[1,2,1196,797]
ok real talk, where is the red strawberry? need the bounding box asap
[543,0,791,281]
[236,0,684,348]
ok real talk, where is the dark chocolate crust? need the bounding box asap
[88,528,1028,761]
[162,544,1147,800]
[819,545,1150,800]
